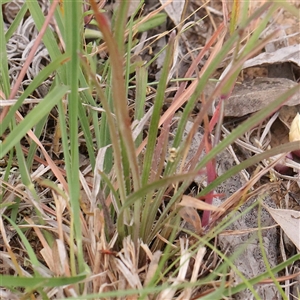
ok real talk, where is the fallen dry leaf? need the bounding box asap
[289,113,300,142]
[143,250,162,286]
[278,105,300,129]
[179,206,202,234]
[180,195,224,212]
[159,0,185,26]
[206,77,300,117]
[243,44,300,69]
[264,205,300,251]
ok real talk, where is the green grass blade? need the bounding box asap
[91,4,141,191]
[0,85,69,157]
[26,115,48,168]
[0,274,86,288]
[26,0,61,59]
[117,172,198,231]
[257,203,287,299]
[141,32,175,185]
[4,2,27,41]
[63,0,83,276]
[77,101,96,169]
[113,0,129,53]
[0,6,10,98]
[194,84,300,176]
[134,61,147,146]
[198,140,300,197]
[0,53,69,136]
[3,215,41,271]
[223,253,300,296]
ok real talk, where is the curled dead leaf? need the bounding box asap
[289,113,300,157]
[180,195,224,212]
[179,206,202,235]
[289,113,300,142]
[159,0,185,26]
[264,205,300,251]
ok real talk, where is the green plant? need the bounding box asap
[0,0,299,299]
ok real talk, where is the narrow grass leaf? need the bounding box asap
[91,1,141,192]
[63,0,84,276]
[194,84,300,185]
[4,2,27,41]
[26,0,62,59]
[136,13,167,32]
[198,141,300,197]
[141,31,176,185]
[3,215,41,271]
[0,85,69,157]
[223,253,300,296]
[0,274,86,288]
[0,6,10,97]
[0,53,69,136]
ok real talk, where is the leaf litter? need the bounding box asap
[175,0,300,298]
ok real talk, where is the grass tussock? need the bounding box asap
[1,0,300,299]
